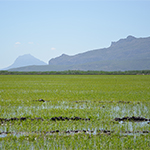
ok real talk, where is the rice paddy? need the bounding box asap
[0,75,150,149]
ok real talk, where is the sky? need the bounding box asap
[0,0,150,69]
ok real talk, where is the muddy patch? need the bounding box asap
[117,101,131,104]
[33,99,50,102]
[0,116,90,123]
[114,116,150,122]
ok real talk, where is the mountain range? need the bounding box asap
[4,35,150,71]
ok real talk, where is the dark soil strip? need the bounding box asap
[117,101,130,104]
[0,129,113,136]
[0,116,90,123]
[114,116,150,122]
[35,99,134,104]
[74,100,131,104]
[0,130,149,137]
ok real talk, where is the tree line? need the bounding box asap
[0,70,150,75]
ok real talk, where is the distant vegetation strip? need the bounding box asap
[0,70,150,75]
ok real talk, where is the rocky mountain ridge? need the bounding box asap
[48,35,150,66]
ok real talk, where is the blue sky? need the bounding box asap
[0,0,150,69]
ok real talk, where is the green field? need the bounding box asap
[0,75,150,149]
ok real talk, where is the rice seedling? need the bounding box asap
[0,75,150,149]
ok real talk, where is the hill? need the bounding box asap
[3,54,47,70]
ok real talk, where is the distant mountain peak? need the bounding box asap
[61,54,69,57]
[111,35,136,47]
[126,35,136,41]
[127,35,136,39]
[4,54,47,70]
[16,54,35,60]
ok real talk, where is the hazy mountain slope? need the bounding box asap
[4,54,47,70]
[8,58,150,72]
[48,36,150,65]
[8,65,71,72]
[71,58,150,71]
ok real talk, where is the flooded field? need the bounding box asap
[0,75,150,149]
